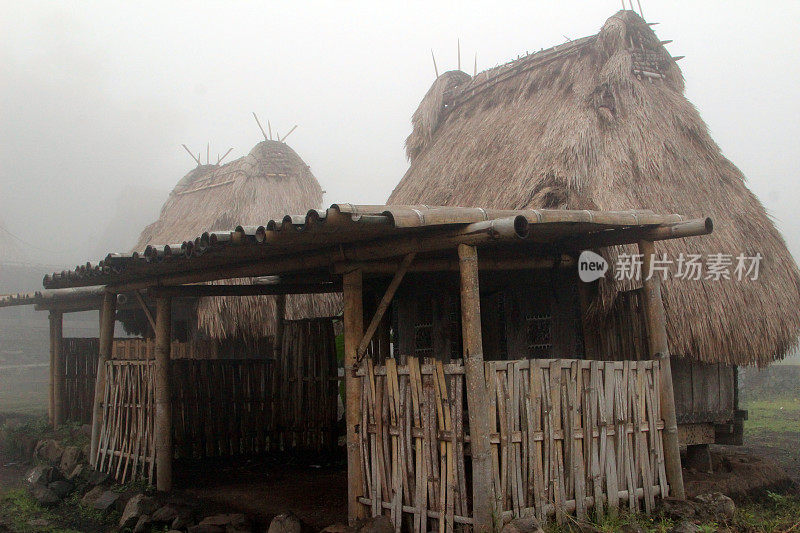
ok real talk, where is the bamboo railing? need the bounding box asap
[356,357,668,530]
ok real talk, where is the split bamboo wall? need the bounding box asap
[94,317,338,483]
[277,318,339,452]
[356,357,668,531]
[62,338,99,424]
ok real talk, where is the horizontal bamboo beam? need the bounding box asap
[148,281,342,298]
[566,218,712,250]
[334,254,575,275]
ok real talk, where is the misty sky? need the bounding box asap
[1,1,799,269]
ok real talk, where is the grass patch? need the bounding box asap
[734,492,800,532]
[0,488,82,533]
[742,397,800,436]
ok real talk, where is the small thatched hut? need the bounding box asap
[390,10,800,368]
[127,139,339,343]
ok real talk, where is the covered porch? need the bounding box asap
[41,204,713,530]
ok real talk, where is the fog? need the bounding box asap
[1,0,799,269]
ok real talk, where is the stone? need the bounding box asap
[670,521,701,533]
[200,513,251,532]
[26,465,59,486]
[188,525,225,533]
[320,524,347,533]
[47,480,74,499]
[120,494,159,528]
[152,504,180,523]
[134,514,152,533]
[657,497,697,521]
[501,516,544,533]
[268,512,305,533]
[81,486,105,506]
[18,434,37,460]
[28,518,51,528]
[29,484,60,507]
[34,439,63,465]
[695,492,735,520]
[353,515,394,533]
[67,463,87,481]
[172,510,195,530]
[58,445,82,475]
[92,490,121,512]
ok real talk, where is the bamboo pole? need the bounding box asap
[90,292,117,466]
[48,312,55,425]
[274,294,286,360]
[457,244,496,531]
[50,311,64,427]
[343,269,366,523]
[638,239,686,500]
[154,296,173,491]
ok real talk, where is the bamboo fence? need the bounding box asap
[277,318,340,452]
[95,360,156,484]
[62,338,100,424]
[94,317,338,483]
[356,357,667,531]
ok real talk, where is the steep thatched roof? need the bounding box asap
[389,10,800,366]
[135,140,339,340]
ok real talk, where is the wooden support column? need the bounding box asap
[458,244,496,531]
[274,294,286,360]
[154,296,173,491]
[639,239,686,500]
[49,311,64,428]
[343,269,366,523]
[90,292,117,467]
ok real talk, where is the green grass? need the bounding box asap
[0,489,83,533]
[742,397,800,435]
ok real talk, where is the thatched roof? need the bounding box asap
[389,10,800,366]
[135,140,339,340]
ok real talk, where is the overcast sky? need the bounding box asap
[1,0,799,268]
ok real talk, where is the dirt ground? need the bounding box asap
[174,456,347,530]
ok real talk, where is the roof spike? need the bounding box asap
[252,112,269,141]
[660,40,673,45]
[280,125,298,143]
[474,53,477,76]
[218,147,233,164]
[181,144,201,166]
[207,143,210,165]
[431,49,439,78]
[672,55,685,61]
[457,38,461,71]
[647,22,659,26]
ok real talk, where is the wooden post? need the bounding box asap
[343,269,366,523]
[154,296,173,491]
[639,239,686,500]
[274,294,286,360]
[90,292,116,467]
[458,244,496,531]
[50,311,64,428]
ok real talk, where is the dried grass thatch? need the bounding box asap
[389,10,800,366]
[135,140,340,340]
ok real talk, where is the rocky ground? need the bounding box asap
[0,412,798,532]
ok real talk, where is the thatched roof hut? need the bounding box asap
[133,140,339,340]
[389,10,800,366]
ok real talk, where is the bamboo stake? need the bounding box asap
[154,296,173,491]
[181,144,200,166]
[457,244,495,531]
[253,112,269,141]
[344,269,366,522]
[638,240,685,500]
[280,125,298,143]
[90,292,117,466]
[431,49,439,78]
